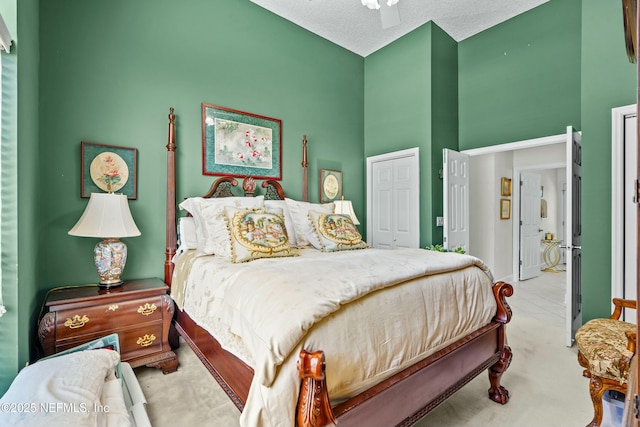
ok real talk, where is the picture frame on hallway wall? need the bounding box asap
[320,169,342,203]
[81,141,137,199]
[500,198,511,220]
[501,177,512,196]
[201,103,282,180]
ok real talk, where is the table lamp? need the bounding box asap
[69,193,141,288]
[334,199,360,225]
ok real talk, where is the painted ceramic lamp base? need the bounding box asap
[94,238,128,288]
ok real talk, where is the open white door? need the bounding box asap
[519,171,542,280]
[443,149,469,252]
[623,113,637,321]
[565,126,582,347]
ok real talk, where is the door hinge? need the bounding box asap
[635,180,640,204]
[519,260,523,266]
[634,394,640,419]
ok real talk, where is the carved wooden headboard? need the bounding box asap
[202,176,285,201]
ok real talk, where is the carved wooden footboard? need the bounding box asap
[163,108,513,427]
[296,281,513,427]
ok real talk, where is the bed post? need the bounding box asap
[296,349,336,427]
[165,107,177,288]
[488,281,514,404]
[302,135,308,202]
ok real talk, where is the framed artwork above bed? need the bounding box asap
[201,103,282,180]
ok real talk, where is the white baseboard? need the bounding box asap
[496,274,515,284]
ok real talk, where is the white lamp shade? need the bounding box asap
[69,193,141,238]
[334,200,360,225]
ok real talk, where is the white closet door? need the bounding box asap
[371,160,394,249]
[393,155,419,248]
[367,148,420,249]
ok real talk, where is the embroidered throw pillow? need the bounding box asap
[308,211,369,252]
[264,199,298,247]
[224,207,298,263]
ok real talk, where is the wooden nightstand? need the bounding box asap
[38,277,178,374]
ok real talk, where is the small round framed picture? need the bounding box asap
[320,169,342,203]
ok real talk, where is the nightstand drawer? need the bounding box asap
[120,325,165,359]
[54,324,165,360]
[55,296,164,340]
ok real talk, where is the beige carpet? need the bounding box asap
[134,313,594,427]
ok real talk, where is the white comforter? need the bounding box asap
[172,247,497,427]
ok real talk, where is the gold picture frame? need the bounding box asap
[319,169,342,203]
[501,177,512,196]
[500,198,511,220]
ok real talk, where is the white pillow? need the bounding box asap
[179,196,265,257]
[178,216,198,250]
[284,198,334,247]
[264,199,298,247]
[0,349,122,427]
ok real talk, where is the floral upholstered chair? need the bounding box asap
[575,298,637,427]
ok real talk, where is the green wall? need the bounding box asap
[429,25,458,244]
[458,0,582,148]
[17,0,39,382]
[0,0,39,396]
[581,0,637,320]
[37,0,364,287]
[364,22,457,246]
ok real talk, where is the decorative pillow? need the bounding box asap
[224,206,298,263]
[307,211,369,252]
[179,196,265,257]
[284,198,334,247]
[178,216,198,249]
[264,199,298,247]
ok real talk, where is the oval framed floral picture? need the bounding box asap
[81,141,137,199]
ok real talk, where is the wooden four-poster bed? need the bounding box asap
[162,108,513,427]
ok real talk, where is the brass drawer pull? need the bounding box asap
[136,334,156,347]
[137,303,157,316]
[64,315,90,329]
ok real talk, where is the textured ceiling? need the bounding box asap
[250,0,549,57]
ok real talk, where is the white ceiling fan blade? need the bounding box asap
[380,1,400,29]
